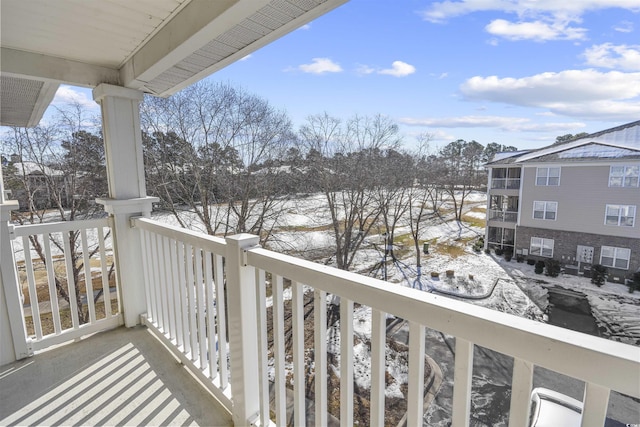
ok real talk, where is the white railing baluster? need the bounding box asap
[185,243,198,361]
[273,275,287,425]
[148,232,162,328]
[314,289,328,427]
[81,228,96,323]
[177,241,190,354]
[22,235,42,339]
[42,234,61,334]
[370,308,386,427]
[255,269,270,425]
[452,338,474,427]
[62,231,80,329]
[204,250,215,379]
[407,321,426,427]
[97,226,111,318]
[195,247,207,370]
[167,238,180,342]
[159,236,171,334]
[162,238,176,340]
[214,254,228,388]
[171,240,183,349]
[340,297,354,427]
[509,358,533,427]
[581,383,610,427]
[145,230,158,323]
[292,280,306,426]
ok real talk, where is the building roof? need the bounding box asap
[486,120,640,166]
[12,162,65,177]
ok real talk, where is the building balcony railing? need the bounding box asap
[5,216,640,426]
[488,209,518,222]
[490,178,521,190]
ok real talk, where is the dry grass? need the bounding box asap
[275,223,334,233]
[433,243,466,258]
[462,208,487,229]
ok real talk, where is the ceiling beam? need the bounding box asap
[1,47,120,88]
[121,0,267,92]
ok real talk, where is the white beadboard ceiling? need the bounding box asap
[0,0,347,127]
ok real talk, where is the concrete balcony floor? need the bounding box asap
[0,326,232,427]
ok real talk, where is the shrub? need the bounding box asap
[545,259,561,277]
[516,255,525,263]
[628,271,640,293]
[527,259,536,266]
[495,247,504,256]
[591,264,608,287]
[504,250,513,262]
[484,248,491,255]
[534,260,545,274]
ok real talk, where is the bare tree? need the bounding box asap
[299,113,402,270]
[439,139,485,222]
[4,103,111,325]
[406,134,437,282]
[141,81,295,243]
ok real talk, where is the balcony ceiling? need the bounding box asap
[0,0,347,127]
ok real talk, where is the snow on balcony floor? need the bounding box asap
[0,326,232,427]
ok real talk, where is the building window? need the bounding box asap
[605,205,636,227]
[536,167,560,186]
[600,246,631,270]
[530,237,554,257]
[609,165,639,188]
[533,201,557,220]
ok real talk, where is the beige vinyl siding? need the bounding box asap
[519,164,640,238]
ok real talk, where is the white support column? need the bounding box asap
[93,84,158,328]
[484,167,492,251]
[0,171,30,364]
[225,234,261,426]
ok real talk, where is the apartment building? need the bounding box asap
[485,120,640,282]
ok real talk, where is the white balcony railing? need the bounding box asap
[11,218,123,352]
[488,209,518,222]
[491,178,521,190]
[131,218,640,427]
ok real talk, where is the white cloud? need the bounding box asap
[460,69,640,120]
[485,19,586,41]
[52,86,97,110]
[298,58,343,74]
[583,43,640,71]
[239,54,252,61]
[378,61,416,77]
[356,64,376,75]
[421,1,639,42]
[398,115,585,133]
[421,1,640,23]
[298,24,311,30]
[614,20,634,32]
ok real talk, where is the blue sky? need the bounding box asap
[47,0,640,150]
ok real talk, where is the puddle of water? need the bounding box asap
[546,287,600,336]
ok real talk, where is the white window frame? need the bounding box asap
[536,167,560,186]
[600,246,631,270]
[530,237,554,258]
[533,201,558,221]
[605,205,636,227]
[609,165,639,188]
